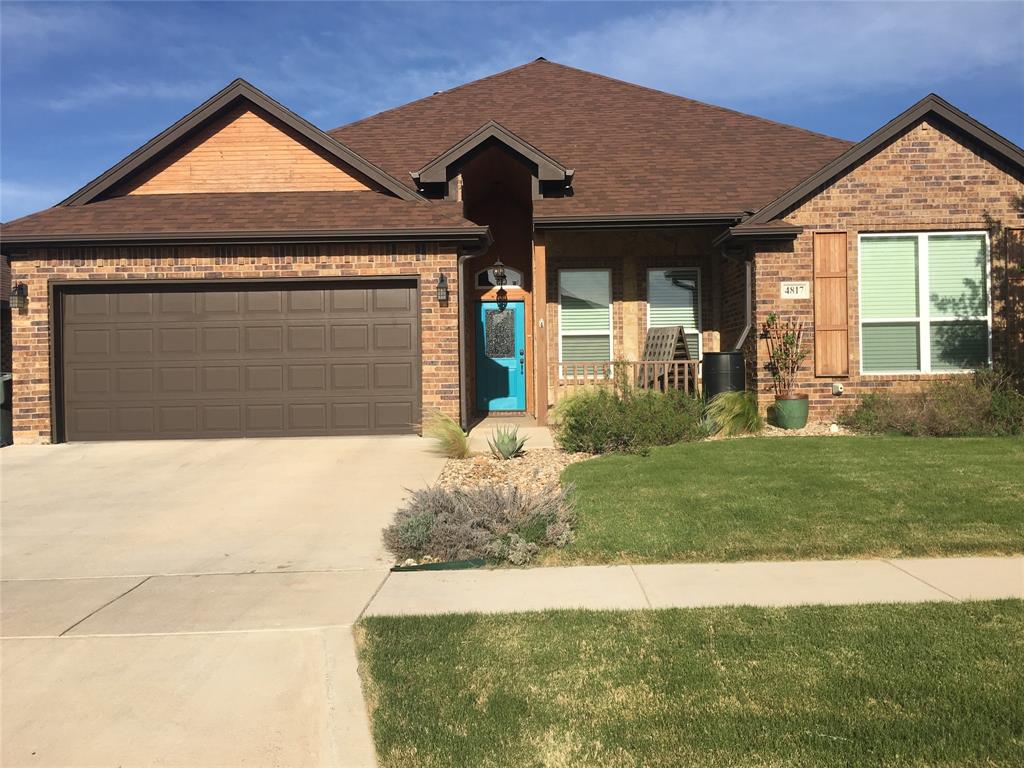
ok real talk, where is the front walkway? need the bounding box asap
[365,556,1024,616]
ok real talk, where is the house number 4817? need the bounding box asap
[780,281,810,299]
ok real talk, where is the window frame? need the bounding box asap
[557,268,613,378]
[646,266,703,360]
[858,231,992,375]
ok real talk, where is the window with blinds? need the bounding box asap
[859,232,989,373]
[559,270,612,371]
[647,268,701,358]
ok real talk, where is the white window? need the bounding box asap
[559,269,612,374]
[647,267,701,359]
[859,232,991,374]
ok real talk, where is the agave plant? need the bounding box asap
[487,425,528,460]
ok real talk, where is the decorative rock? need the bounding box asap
[760,421,853,438]
[437,448,592,492]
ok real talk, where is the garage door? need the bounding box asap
[59,280,420,440]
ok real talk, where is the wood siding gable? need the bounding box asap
[117,105,372,195]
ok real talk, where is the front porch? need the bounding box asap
[465,225,752,424]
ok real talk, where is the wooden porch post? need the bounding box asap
[533,231,549,425]
[621,252,641,359]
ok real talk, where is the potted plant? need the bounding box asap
[762,313,809,429]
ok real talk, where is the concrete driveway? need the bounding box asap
[1,436,445,768]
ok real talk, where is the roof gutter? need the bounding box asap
[0,226,492,251]
[533,213,745,231]
[711,223,804,248]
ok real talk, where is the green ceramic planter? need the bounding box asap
[774,394,809,429]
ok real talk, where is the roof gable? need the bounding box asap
[412,120,573,193]
[113,103,373,196]
[746,93,1024,226]
[62,79,423,206]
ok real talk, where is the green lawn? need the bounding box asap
[359,601,1024,768]
[556,436,1024,564]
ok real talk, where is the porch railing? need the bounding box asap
[548,360,702,407]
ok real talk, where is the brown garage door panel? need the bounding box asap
[60,282,421,440]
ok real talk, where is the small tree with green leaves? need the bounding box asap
[762,313,808,397]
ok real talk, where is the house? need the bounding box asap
[2,59,1022,443]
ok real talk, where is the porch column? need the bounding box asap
[621,252,641,359]
[532,231,549,425]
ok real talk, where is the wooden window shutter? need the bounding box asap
[813,232,850,376]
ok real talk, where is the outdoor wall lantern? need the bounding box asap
[436,273,449,302]
[10,282,28,313]
[491,258,508,288]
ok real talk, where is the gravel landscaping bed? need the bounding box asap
[761,420,853,437]
[437,448,592,491]
[708,420,854,440]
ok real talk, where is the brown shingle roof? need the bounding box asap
[330,59,853,218]
[0,192,485,245]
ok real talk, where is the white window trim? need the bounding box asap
[558,268,613,378]
[646,267,703,360]
[858,231,992,376]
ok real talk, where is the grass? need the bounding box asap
[556,436,1024,563]
[358,600,1024,768]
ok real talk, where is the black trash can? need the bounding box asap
[701,351,745,400]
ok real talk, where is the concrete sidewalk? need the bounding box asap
[364,556,1024,617]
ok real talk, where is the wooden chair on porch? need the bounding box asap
[637,325,697,392]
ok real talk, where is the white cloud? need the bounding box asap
[553,2,1023,105]
[43,78,221,111]
[266,1,1022,128]
[0,180,71,221]
[0,2,121,66]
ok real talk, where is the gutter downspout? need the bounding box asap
[735,258,754,351]
[721,245,754,351]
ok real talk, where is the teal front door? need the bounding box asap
[475,300,526,411]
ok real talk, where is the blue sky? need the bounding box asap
[2,1,1022,221]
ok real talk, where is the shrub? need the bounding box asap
[762,313,809,397]
[840,369,1024,436]
[383,482,575,565]
[705,390,764,436]
[488,425,528,460]
[553,387,707,454]
[422,409,470,458]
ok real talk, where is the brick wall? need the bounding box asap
[749,118,1024,418]
[8,242,460,443]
